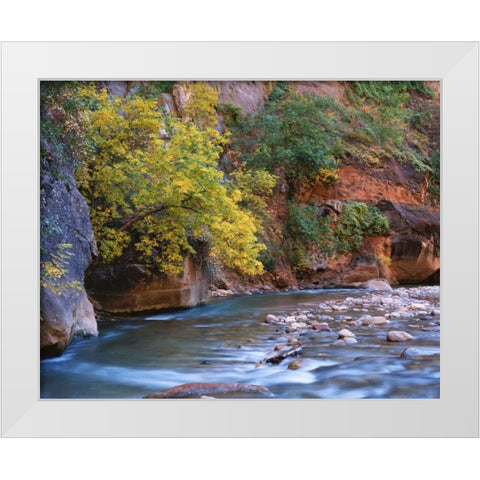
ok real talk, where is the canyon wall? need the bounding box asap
[40,156,98,358]
[40,80,440,355]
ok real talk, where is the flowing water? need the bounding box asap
[40,288,440,399]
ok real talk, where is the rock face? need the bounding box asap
[148,82,440,292]
[214,81,274,114]
[377,201,440,284]
[85,256,209,313]
[296,199,439,289]
[40,158,98,358]
[309,158,427,206]
[144,382,272,399]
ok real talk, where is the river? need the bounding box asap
[40,287,440,399]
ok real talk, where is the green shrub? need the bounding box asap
[401,81,435,98]
[427,151,440,197]
[228,86,346,191]
[410,110,432,131]
[334,201,389,253]
[286,201,322,244]
[284,200,390,272]
[136,81,176,98]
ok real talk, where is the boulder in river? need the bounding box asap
[265,314,279,324]
[362,316,387,326]
[312,322,330,331]
[362,279,393,291]
[144,382,272,399]
[400,347,423,358]
[387,331,414,342]
[288,359,304,370]
[338,329,355,339]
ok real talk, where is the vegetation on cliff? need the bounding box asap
[40,82,91,296]
[40,80,439,293]
[41,82,276,281]
[225,82,343,189]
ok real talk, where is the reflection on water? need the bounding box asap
[41,289,440,399]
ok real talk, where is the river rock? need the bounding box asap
[144,382,272,399]
[214,289,234,297]
[312,322,330,331]
[288,359,304,370]
[265,314,279,324]
[400,347,423,358]
[274,344,287,351]
[331,339,346,347]
[338,329,355,339]
[365,316,387,326]
[421,326,440,332]
[363,279,393,292]
[292,322,308,329]
[343,337,358,345]
[410,303,427,310]
[387,331,414,342]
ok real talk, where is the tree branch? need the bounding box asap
[118,199,200,232]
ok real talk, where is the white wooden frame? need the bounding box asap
[1,42,478,437]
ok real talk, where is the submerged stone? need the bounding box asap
[144,382,272,399]
[387,331,414,342]
[400,347,423,358]
[338,329,355,339]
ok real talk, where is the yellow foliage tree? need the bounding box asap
[76,83,267,276]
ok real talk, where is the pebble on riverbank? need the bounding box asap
[259,286,438,360]
[387,331,414,342]
[338,329,355,339]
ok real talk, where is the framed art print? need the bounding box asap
[1,41,478,437]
